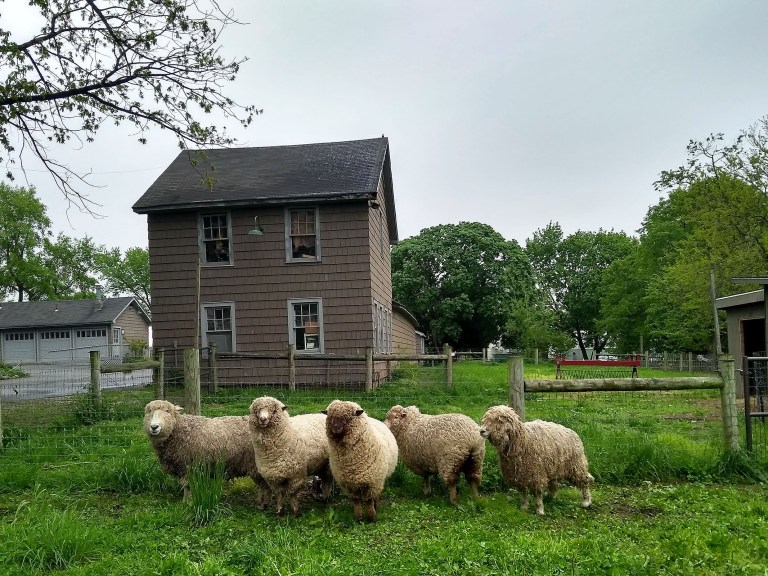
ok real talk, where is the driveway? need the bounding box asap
[0,363,153,401]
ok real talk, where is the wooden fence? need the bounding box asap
[506,354,739,454]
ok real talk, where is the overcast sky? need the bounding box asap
[6,0,768,252]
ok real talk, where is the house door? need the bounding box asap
[112,328,122,358]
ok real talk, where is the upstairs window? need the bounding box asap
[200,213,232,265]
[285,208,320,262]
[288,299,323,353]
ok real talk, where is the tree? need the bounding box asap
[526,223,637,358]
[391,222,533,350]
[0,0,259,208]
[94,247,151,313]
[33,233,101,300]
[0,182,52,300]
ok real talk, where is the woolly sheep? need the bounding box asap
[248,396,333,517]
[322,400,398,522]
[479,405,593,515]
[384,405,485,504]
[143,400,270,505]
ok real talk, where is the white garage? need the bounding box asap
[2,331,36,363]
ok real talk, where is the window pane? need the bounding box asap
[202,214,230,263]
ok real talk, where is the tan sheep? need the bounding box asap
[322,400,398,522]
[384,405,485,504]
[248,396,333,517]
[143,400,270,505]
[479,405,593,515]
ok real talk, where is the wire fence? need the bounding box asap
[1,358,766,487]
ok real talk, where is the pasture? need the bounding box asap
[1,360,767,575]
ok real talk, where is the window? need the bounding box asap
[373,301,392,353]
[202,303,235,352]
[76,329,106,338]
[41,331,70,339]
[5,332,33,341]
[288,299,323,353]
[200,213,232,265]
[285,208,320,262]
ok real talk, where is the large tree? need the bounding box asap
[0,0,258,208]
[94,246,151,313]
[526,223,637,358]
[391,222,533,350]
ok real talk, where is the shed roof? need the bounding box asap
[715,290,764,310]
[0,297,150,330]
[132,137,398,242]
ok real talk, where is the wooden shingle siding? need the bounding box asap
[393,310,418,353]
[116,305,151,347]
[148,203,378,362]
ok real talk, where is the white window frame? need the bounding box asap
[288,298,324,354]
[285,207,321,263]
[201,302,236,353]
[372,300,393,354]
[199,212,233,266]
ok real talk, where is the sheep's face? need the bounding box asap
[322,400,364,440]
[249,396,287,429]
[384,405,419,434]
[143,400,182,440]
[479,405,520,448]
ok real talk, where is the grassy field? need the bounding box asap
[1,360,767,575]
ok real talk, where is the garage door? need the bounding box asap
[39,330,73,361]
[74,328,108,360]
[3,332,36,362]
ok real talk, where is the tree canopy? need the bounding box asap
[391,222,532,350]
[0,0,258,208]
[526,223,637,358]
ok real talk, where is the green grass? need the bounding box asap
[1,360,767,575]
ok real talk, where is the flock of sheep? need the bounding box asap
[143,397,594,520]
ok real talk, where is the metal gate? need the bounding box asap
[742,355,768,452]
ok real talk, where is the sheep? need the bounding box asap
[143,400,270,506]
[479,405,593,515]
[384,405,485,504]
[248,396,333,517]
[322,400,398,522]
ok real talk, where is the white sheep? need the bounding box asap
[143,400,270,505]
[248,396,333,517]
[384,405,485,504]
[479,405,593,515]
[322,400,398,522]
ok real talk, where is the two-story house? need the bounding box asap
[133,137,419,386]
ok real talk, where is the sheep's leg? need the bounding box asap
[422,475,432,497]
[254,477,272,510]
[365,498,377,522]
[318,467,334,502]
[519,490,529,510]
[548,480,559,499]
[447,481,459,505]
[288,477,306,517]
[468,478,480,498]
[534,492,545,515]
[352,497,363,521]
[580,485,592,508]
[274,489,286,516]
[181,477,190,502]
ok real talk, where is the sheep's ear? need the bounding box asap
[355,409,365,417]
[281,405,288,412]
[321,409,328,415]
[175,405,184,413]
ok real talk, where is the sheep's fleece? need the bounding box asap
[385,405,484,503]
[248,396,332,516]
[480,405,593,515]
[322,400,398,522]
[143,400,269,503]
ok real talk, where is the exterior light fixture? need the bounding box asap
[368,199,380,209]
[248,216,264,236]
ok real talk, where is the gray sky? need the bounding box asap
[7,0,768,252]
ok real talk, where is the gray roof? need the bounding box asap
[133,137,398,243]
[0,297,150,330]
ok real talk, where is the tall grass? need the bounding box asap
[188,457,227,525]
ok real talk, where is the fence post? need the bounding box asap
[288,344,296,391]
[156,350,165,400]
[184,348,201,416]
[508,356,525,421]
[444,344,453,389]
[208,343,218,395]
[718,353,739,453]
[365,347,373,392]
[89,350,102,408]
[688,351,693,372]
